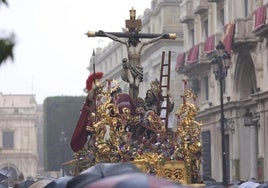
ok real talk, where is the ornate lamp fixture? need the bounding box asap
[243,108,254,126]
[211,41,231,80]
[210,41,231,186]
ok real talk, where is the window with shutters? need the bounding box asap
[202,131,211,178]
[2,131,14,149]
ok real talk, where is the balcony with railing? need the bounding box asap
[203,33,222,57]
[175,52,185,73]
[233,17,257,50]
[176,32,224,76]
[253,4,268,37]
[193,0,209,14]
[176,43,211,76]
[180,0,194,23]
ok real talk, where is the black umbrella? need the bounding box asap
[202,180,225,188]
[15,179,35,188]
[0,168,11,182]
[258,182,268,188]
[0,173,7,182]
[28,179,52,188]
[84,172,188,188]
[66,163,142,188]
[44,176,73,188]
[0,183,7,188]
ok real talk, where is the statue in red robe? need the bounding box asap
[70,72,103,152]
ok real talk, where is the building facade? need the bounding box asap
[0,93,39,183]
[177,0,268,183]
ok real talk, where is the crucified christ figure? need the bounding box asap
[86,7,176,102]
[97,30,168,102]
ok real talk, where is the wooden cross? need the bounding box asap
[125,7,142,32]
[86,7,176,40]
[85,7,176,102]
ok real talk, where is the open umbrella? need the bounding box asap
[0,168,11,182]
[0,173,7,182]
[228,185,239,188]
[258,182,268,188]
[15,179,35,188]
[84,172,188,188]
[29,179,52,188]
[239,181,260,188]
[0,183,7,188]
[66,163,142,188]
[45,176,73,188]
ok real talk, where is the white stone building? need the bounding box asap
[0,93,39,183]
[177,0,268,183]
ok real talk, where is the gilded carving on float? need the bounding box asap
[67,79,203,185]
[66,7,203,185]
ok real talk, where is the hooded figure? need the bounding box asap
[70,72,103,152]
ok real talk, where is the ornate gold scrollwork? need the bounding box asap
[70,79,203,185]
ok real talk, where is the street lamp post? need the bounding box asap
[211,41,231,186]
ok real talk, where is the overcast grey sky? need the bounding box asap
[0,0,151,104]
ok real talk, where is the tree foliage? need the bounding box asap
[0,0,8,6]
[43,96,85,171]
[0,0,15,65]
[0,37,15,64]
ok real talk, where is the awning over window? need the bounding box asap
[222,23,235,53]
[175,52,185,71]
[204,34,215,54]
[254,5,266,31]
[187,44,199,64]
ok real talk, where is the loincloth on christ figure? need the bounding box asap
[121,60,143,83]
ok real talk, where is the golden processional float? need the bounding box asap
[67,79,203,185]
[66,7,203,186]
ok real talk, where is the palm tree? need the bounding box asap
[0,0,15,65]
